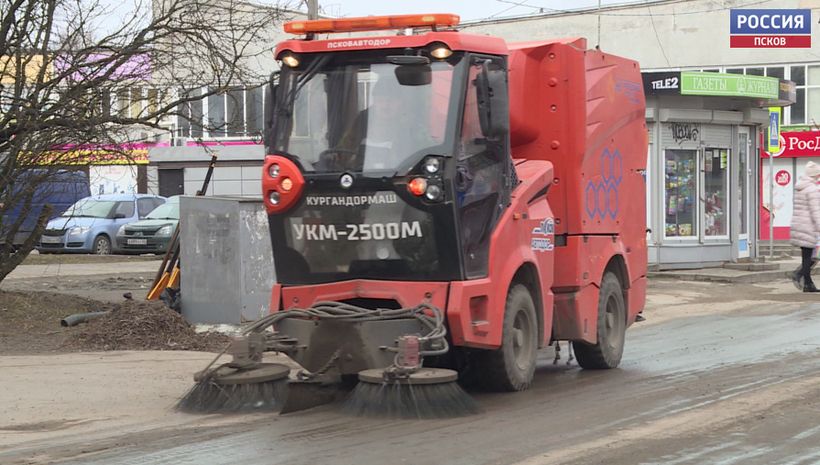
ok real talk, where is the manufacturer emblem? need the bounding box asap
[340,173,354,189]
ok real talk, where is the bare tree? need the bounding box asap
[0,0,294,281]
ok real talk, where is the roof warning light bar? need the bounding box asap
[284,13,461,35]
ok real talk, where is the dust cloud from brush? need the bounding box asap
[61,301,229,352]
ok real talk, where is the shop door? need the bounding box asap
[737,128,751,258]
[701,148,730,241]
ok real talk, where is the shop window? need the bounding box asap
[746,67,764,76]
[703,148,728,237]
[726,68,743,75]
[766,67,784,80]
[702,68,719,73]
[790,65,806,86]
[664,149,697,238]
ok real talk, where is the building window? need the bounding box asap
[791,65,805,86]
[208,90,226,137]
[766,67,784,80]
[246,85,264,135]
[226,88,245,137]
[792,88,806,125]
[175,85,266,139]
[176,88,204,139]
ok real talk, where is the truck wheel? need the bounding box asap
[573,272,626,369]
[479,283,538,391]
[93,235,111,255]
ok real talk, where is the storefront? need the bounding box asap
[759,130,820,241]
[643,71,794,269]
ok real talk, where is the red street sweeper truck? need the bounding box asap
[179,13,648,417]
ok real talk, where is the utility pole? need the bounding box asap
[307,0,319,20]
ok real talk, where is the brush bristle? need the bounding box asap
[342,381,480,419]
[176,378,289,413]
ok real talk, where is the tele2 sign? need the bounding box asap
[730,9,811,48]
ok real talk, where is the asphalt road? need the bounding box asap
[25,297,820,465]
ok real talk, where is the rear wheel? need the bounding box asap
[573,271,626,369]
[93,235,111,255]
[476,283,538,391]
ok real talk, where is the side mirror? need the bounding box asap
[113,213,127,219]
[475,60,509,139]
[394,64,432,86]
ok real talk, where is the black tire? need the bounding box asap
[476,283,538,391]
[92,235,111,255]
[573,272,626,369]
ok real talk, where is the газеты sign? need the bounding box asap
[730,9,811,48]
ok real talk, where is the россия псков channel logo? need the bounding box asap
[730,9,811,48]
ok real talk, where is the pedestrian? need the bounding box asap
[789,161,820,292]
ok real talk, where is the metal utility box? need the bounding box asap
[180,196,275,324]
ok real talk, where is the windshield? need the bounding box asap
[272,52,461,174]
[146,199,179,220]
[62,199,116,218]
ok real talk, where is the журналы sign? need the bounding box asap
[730,9,811,48]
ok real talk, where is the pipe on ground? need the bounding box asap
[60,311,108,327]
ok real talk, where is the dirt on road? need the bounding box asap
[0,290,229,355]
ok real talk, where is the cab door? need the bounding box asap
[455,55,511,279]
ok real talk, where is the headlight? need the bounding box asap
[116,225,127,236]
[423,156,441,174]
[68,226,90,236]
[156,225,173,236]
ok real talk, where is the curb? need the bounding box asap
[648,267,817,284]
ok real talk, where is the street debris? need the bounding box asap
[62,300,230,352]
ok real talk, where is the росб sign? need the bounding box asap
[759,131,820,159]
[730,9,811,48]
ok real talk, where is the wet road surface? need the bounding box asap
[9,301,820,465]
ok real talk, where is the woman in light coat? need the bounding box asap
[790,161,820,292]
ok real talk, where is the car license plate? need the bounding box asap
[40,236,62,244]
[127,238,148,245]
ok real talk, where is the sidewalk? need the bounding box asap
[649,256,804,284]
[4,260,162,281]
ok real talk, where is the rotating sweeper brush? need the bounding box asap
[175,333,291,413]
[343,335,479,419]
[176,302,480,418]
